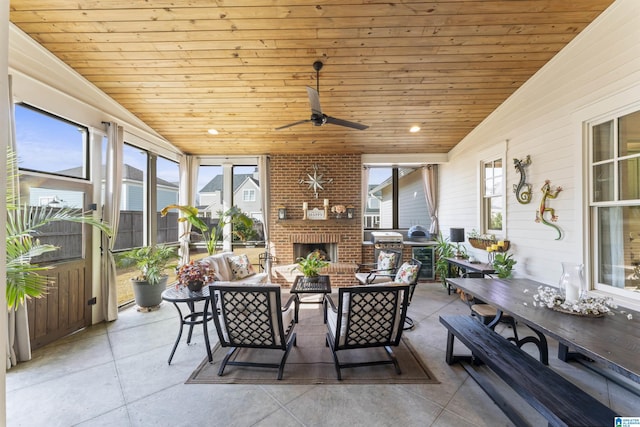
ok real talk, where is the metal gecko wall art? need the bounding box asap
[513,155,532,204]
[535,180,563,240]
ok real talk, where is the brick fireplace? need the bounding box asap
[268,154,362,287]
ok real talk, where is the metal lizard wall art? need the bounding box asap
[513,155,532,204]
[535,180,563,240]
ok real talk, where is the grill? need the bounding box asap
[371,231,404,259]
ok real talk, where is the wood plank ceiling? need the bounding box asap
[9,0,615,156]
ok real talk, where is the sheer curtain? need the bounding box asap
[100,122,123,322]
[259,155,272,281]
[178,154,199,266]
[6,74,32,368]
[422,165,439,236]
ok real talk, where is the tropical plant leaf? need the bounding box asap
[5,148,113,308]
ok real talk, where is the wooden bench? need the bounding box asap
[439,315,619,427]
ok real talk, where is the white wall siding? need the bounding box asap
[440,0,640,291]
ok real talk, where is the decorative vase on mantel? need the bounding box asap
[558,262,586,303]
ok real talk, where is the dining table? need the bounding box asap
[446,277,640,386]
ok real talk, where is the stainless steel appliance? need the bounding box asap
[371,231,404,259]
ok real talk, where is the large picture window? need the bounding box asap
[364,167,430,230]
[15,103,89,179]
[156,156,180,244]
[590,110,640,298]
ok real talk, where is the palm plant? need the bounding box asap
[160,204,254,255]
[5,149,113,309]
[115,245,179,285]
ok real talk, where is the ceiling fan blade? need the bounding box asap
[325,116,369,130]
[275,119,311,130]
[306,86,323,115]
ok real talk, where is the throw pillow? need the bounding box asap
[228,254,256,280]
[394,262,419,284]
[377,251,397,273]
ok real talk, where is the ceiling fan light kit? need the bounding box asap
[276,61,369,131]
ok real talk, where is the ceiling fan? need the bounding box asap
[275,61,369,131]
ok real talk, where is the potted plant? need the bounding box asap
[116,244,179,307]
[292,251,329,282]
[434,232,457,288]
[176,260,216,292]
[160,204,254,255]
[493,252,517,279]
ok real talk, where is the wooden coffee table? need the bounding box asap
[290,275,331,322]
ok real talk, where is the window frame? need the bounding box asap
[15,103,90,180]
[243,188,256,202]
[481,157,505,236]
[588,108,640,303]
[363,166,430,231]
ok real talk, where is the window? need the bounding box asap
[483,159,503,233]
[364,167,430,229]
[15,103,89,179]
[590,110,640,298]
[113,143,147,250]
[156,156,180,244]
[196,164,264,244]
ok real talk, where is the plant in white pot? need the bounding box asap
[116,244,179,308]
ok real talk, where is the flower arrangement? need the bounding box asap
[331,205,346,218]
[531,286,619,317]
[176,261,216,290]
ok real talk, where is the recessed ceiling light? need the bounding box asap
[409,126,421,133]
[208,128,219,135]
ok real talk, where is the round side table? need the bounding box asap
[161,286,213,365]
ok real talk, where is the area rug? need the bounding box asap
[186,306,439,385]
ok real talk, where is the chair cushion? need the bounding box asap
[355,272,392,285]
[377,251,398,273]
[227,254,256,280]
[394,262,419,284]
[328,289,403,347]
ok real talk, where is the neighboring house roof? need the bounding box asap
[199,173,259,197]
[368,167,415,194]
[56,164,178,188]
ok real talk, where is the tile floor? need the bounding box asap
[6,282,638,426]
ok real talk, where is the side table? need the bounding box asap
[161,286,214,365]
[290,275,331,323]
[443,257,495,295]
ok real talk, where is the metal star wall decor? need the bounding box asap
[299,163,333,198]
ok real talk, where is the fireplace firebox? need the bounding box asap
[293,243,338,262]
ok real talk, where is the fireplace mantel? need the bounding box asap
[276,219,355,227]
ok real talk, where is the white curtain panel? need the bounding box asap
[6,74,32,368]
[100,122,123,322]
[178,154,199,265]
[423,165,439,236]
[361,166,369,227]
[259,155,272,281]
